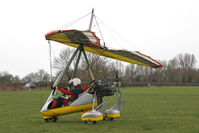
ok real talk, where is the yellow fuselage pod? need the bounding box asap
[41,103,97,119]
[81,115,103,122]
[107,113,120,118]
[81,111,104,122]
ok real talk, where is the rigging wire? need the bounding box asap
[51,45,57,60]
[95,16,138,51]
[48,41,61,82]
[94,16,124,49]
[57,12,91,30]
[56,10,137,51]
[94,15,106,48]
[48,41,53,82]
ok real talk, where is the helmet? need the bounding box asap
[69,78,81,86]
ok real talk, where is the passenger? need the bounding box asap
[49,78,83,109]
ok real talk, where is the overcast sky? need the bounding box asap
[0,0,198,78]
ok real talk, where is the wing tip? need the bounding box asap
[153,63,164,68]
[45,30,59,39]
[135,51,163,68]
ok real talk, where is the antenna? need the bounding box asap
[88,8,94,30]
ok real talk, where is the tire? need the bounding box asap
[44,119,49,123]
[52,116,58,122]
[44,116,58,123]
[110,117,114,121]
[84,121,97,124]
[103,116,108,120]
[44,118,52,123]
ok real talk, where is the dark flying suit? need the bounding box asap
[50,85,83,109]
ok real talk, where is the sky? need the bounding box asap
[0,0,199,78]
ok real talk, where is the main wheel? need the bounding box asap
[110,117,114,121]
[45,119,49,123]
[44,116,58,123]
[44,118,52,123]
[84,121,97,124]
[52,116,58,122]
[103,116,108,120]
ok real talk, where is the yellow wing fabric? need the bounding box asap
[45,30,163,68]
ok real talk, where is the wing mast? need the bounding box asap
[88,8,94,30]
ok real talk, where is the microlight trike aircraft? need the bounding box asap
[40,9,163,124]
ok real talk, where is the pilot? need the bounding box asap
[49,78,83,109]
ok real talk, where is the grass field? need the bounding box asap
[0,86,199,133]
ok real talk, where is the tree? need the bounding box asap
[22,72,37,83]
[0,71,15,86]
[176,53,196,70]
[124,65,131,82]
[173,53,197,83]
[81,52,110,81]
[53,48,199,85]
[53,48,76,70]
[53,48,110,82]
[22,69,50,84]
[35,69,50,83]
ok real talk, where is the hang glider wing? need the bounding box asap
[45,30,163,68]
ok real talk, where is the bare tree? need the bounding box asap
[175,53,197,70]
[0,71,15,86]
[53,48,76,69]
[22,69,50,83]
[53,49,199,84]
[22,73,36,83]
[174,53,197,82]
[81,52,110,81]
[53,48,111,82]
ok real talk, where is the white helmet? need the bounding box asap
[69,78,81,86]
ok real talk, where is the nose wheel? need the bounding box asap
[103,116,114,121]
[44,116,58,123]
[110,117,114,121]
[84,121,97,124]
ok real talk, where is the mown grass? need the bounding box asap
[0,86,199,133]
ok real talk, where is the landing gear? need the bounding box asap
[103,115,108,120]
[44,116,59,123]
[84,121,97,124]
[109,117,114,121]
[103,115,114,121]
